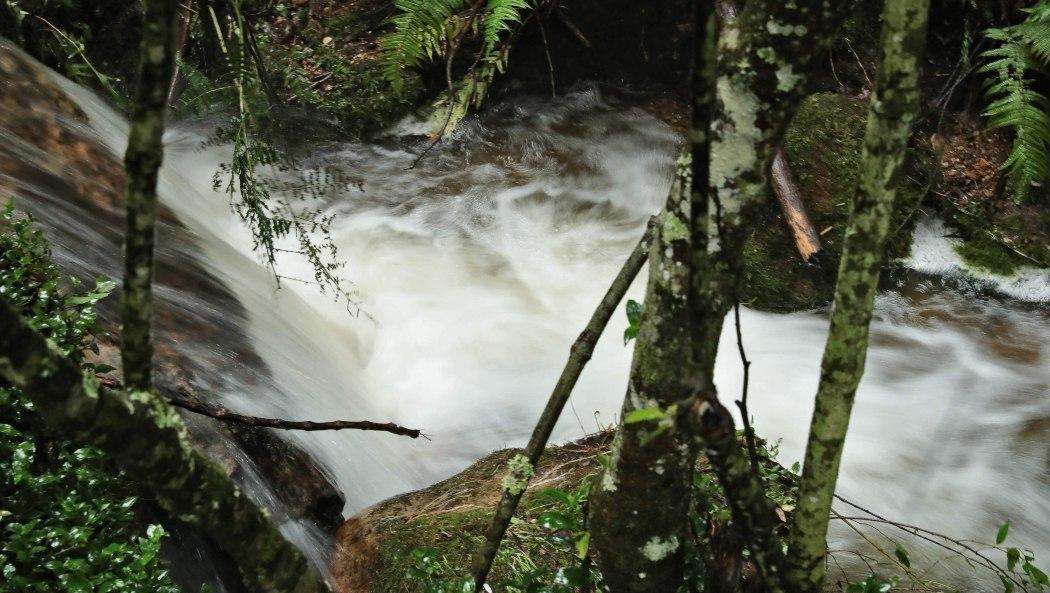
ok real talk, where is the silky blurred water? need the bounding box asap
[7,66,1048,590]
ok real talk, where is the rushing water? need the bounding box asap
[4,57,1048,590]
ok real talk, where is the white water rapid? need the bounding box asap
[12,65,1050,590]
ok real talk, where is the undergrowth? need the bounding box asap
[0,200,178,593]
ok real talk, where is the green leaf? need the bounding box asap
[894,543,911,568]
[537,511,573,530]
[998,521,1010,544]
[625,299,642,324]
[624,406,665,424]
[553,566,588,587]
[575,531,590,559]
[1007,547,1020,571]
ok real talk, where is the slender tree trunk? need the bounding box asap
[470,222,654,592]
[121,0,179,391]
[0,299,328,593]
[786,1,931,590]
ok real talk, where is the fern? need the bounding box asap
[381,0,535,125]
[381,0,469,93]
[979,1,1050,202]
[483,0,530,52]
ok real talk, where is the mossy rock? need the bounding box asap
[941,199,1049,276]
[742,92,925,312]
[330,434,612,593]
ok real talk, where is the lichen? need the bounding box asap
[501,454,534,495]
[641,536,680,562]
[711,76,763,214]
[660,211,689,244]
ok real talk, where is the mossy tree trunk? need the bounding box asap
[785,1,932,591]
[588,1,855,591]
[586,3,713,589]
[0,298,328,593]
[121,0,178,391]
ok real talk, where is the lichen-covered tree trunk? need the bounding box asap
[0,298,328,593]
[585,7,711,589]
[588,1,855,591]
[786,1,932,591]
[121,0,178,391]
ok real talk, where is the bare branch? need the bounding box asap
[167,397,425,438]
[471,218,655,592]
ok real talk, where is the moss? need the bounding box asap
[953,232,1025,276]
[372,491,571,592]
[938,191,1049,275]
[742,92,924,312]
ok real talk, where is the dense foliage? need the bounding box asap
[381,0,533,131]
[980,0,1050,203]
[0,201,178,593]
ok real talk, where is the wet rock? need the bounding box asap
[0,40,345,532]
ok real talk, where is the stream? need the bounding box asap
[3,53,1048,591]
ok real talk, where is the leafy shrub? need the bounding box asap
[0,201,178,592]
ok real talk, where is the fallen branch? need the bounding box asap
[97,377,425,438]
[471,218,655,592]
[771,147,822,265]
[553,6,591,49]
[167,397,424,438]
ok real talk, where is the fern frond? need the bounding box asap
[978,0,1050,202]
[380,0,469,92]
[482,0,530,52]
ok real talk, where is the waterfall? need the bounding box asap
[4,49,1047,590]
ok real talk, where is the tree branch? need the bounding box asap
[470,218,655,592]
[166,396,424,438]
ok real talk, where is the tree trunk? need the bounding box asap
[0,298,328,593]
[121,0,178,391]
[786,1,932,591]
[585,8,715,589]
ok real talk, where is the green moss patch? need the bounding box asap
[742,92,925,312]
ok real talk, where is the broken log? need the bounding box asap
[772,147,822,265]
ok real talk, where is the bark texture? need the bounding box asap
[587,1,857,591]
[586,6,713,592]
[0,298,328,593]
[710,0,854,251]
[121,0,179,391]
[786,1,931,590]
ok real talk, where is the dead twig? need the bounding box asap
[96,376,424,438]
[167,397,426,438]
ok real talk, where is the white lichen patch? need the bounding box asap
[776,64,803,92]
[710,76,763,214]
[642,535,680,562]
[501,453,534,495]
